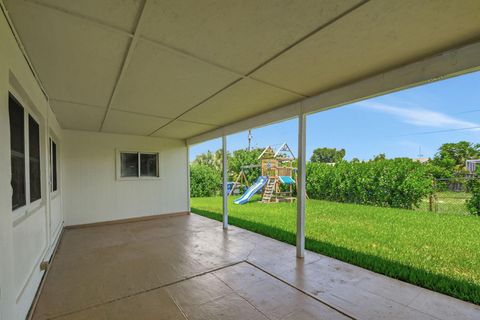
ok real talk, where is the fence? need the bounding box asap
[420,177,473,215]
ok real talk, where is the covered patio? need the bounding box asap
[1,0,480,319]
[32,214,479,320]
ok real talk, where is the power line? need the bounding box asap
[397,126,480,137]
[450,107,480,115]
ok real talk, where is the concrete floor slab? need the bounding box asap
[32,213,480,320]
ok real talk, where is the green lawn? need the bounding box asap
[191,196,480,304]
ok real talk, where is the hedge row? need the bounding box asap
[467,179,480,216]
[306,159,434,209]
[190,164,221,197]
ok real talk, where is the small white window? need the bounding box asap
[117,151,159,179]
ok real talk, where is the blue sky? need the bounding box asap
[190,71,480,161]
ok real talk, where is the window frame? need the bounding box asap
[49,136,59,196]
[9,93,26,211]
[29,114,41,203]
[9,90,43,222]
[116,149,161,181]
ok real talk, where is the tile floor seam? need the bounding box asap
[188,291,234,308]
[167,292,191,320]
[211,273,274,320]
[354,282,443,319]
[244,260,358,320]
[45,260,247,320]
[404,302,448,320]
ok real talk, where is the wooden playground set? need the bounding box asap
[230,143,299,204]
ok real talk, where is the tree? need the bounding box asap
[310,147,345,163]
[432,141,480,173]
[190,164,221,197]
[373,153,386,162]
[228,148,263,184]
[192,149,226,172]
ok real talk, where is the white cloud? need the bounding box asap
[358,101,479,130]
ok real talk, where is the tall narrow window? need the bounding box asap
[29,115,41,202]
[9,95,26,210]
[50,139,58,192]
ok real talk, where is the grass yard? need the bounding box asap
[191,196,480,304]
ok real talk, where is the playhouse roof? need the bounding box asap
[258,146,275,160]
[258,143,295,160]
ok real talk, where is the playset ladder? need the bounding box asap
[262,177,276,203]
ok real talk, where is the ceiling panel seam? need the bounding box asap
[139,36,307,98]
[110,108,217,126]
[49,99,105,110]
[99,0,151,132]
[24,0,135,39]
[186,41,480,144]
[22,0,311,99]
[20,0,368,137]
[21,0,336,105]
[50,99,219,127]
[245,0,370,77]
[148,77,243,136]
[148,0,369,137]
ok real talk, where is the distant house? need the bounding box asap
[413,157,430,164]
[466,159,480,173]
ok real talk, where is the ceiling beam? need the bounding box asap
[186,40,480,145]
[99,0,150,131]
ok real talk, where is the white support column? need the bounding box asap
[186,144,190,213]
[222,135,228,229]
[296,113,307,258]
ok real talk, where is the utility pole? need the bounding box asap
[418,146,424,158]
[248,129,252,151]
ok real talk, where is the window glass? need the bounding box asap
[29,115,41,202]
[140,153,158,177]
[121,152,138,177]
[51,140,58,191]
[9,95,26,210]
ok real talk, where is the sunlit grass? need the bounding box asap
[191,196,480,304]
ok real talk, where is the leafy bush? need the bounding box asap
[190,164,221,197]
[466,179,480,215]
[228,148,262,184]
[306,158,433,209]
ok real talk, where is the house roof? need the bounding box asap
[4,0,480,140]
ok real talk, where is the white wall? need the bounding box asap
[0,5,64,319]
[62,130,188,226]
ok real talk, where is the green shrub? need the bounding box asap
[190,164,221,197]
[466,179,480,215]
[306,159,433,209]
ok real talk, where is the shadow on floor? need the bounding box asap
[192,207,480,305]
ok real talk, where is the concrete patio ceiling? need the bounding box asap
[4,0,480,140]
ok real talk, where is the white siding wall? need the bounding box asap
[0,8,64,320]
[62,130,188,226]
[1,5,188,318]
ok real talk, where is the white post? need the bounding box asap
[297,113,306,258]
[222,135,228,229]
[186,144,190,213]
